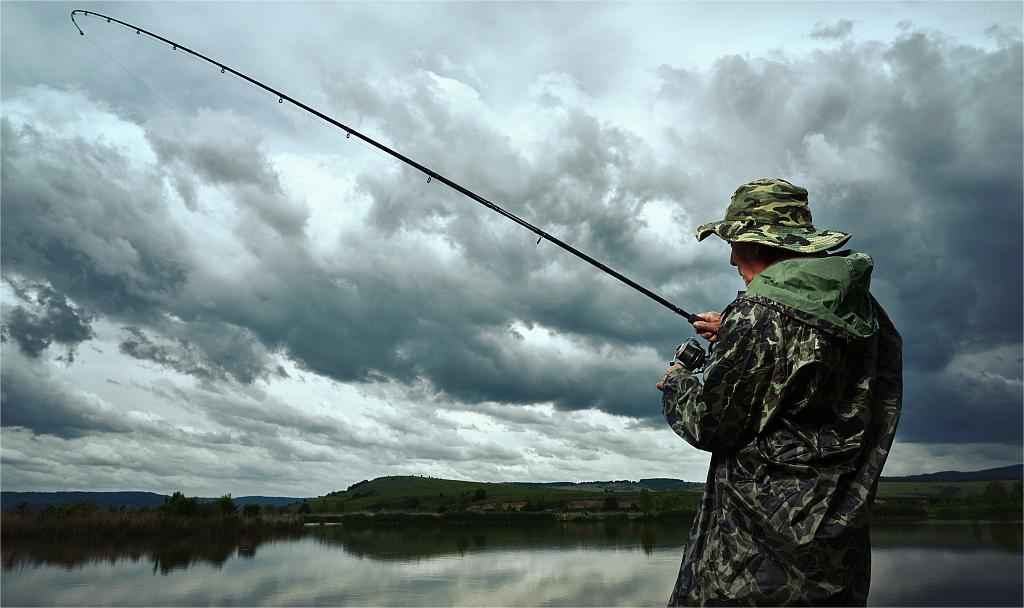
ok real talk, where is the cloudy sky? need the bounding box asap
[2,2,1021,497]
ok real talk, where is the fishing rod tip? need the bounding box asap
[70,10,84,35]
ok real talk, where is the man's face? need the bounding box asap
[729,243,760,285]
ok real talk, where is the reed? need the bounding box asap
[1,509,304,541]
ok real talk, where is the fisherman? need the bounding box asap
[656,178,902,606]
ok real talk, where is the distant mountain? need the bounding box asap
[196,496,307,508]
[1,491,167,511]
[881,464,1022,483]
[1,491,308,512]
[239,496,308,507]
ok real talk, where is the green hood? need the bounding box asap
[745,251,878,338]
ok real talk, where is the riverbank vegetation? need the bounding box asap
[3,479,1020,538]
[2,492,304,541]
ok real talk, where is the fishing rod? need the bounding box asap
[70,9,696,323]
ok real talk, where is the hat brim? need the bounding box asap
[696,221,851,254]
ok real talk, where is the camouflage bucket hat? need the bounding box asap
[695,178,851,253]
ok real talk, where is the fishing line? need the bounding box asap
[77,23,174,114]
[70,8,696,323]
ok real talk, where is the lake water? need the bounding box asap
[2,521,1021,606]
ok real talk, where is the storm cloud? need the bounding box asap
[1,2,1020,494]
[1,279,95,361]
[1,348,130,438]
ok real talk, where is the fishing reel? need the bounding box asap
[672,338,706,372]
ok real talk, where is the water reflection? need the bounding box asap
[1,522,1020,606]
[872,521,1023,552]
[2,530,307,575]
[309,520,688,561]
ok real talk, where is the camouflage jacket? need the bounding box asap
[662,251,902,606]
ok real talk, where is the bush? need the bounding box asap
[242,504,261,518]
[216,495,237,516]
[984,481,1009,502]
[640,490,654,515]
[162,491,199,517]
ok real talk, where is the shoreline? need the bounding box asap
[2,510,1020,543]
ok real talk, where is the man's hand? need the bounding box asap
[692,311,722,343]
[656,363,681,391]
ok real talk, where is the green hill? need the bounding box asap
[311,471,1022,522]
[312,476,701,515]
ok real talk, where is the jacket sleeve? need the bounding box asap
[661,298,780,453]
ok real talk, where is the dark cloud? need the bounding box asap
[2,84,715,420]
[1,279,95,361]
[899,368,1023,445]
[0,348,131,438]
[825,33,1021,370]
[1,118,190,321]
[117,316,286,385]
[654,30,1022,444]
[811,19,855,40]
[0,3,1020,477]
